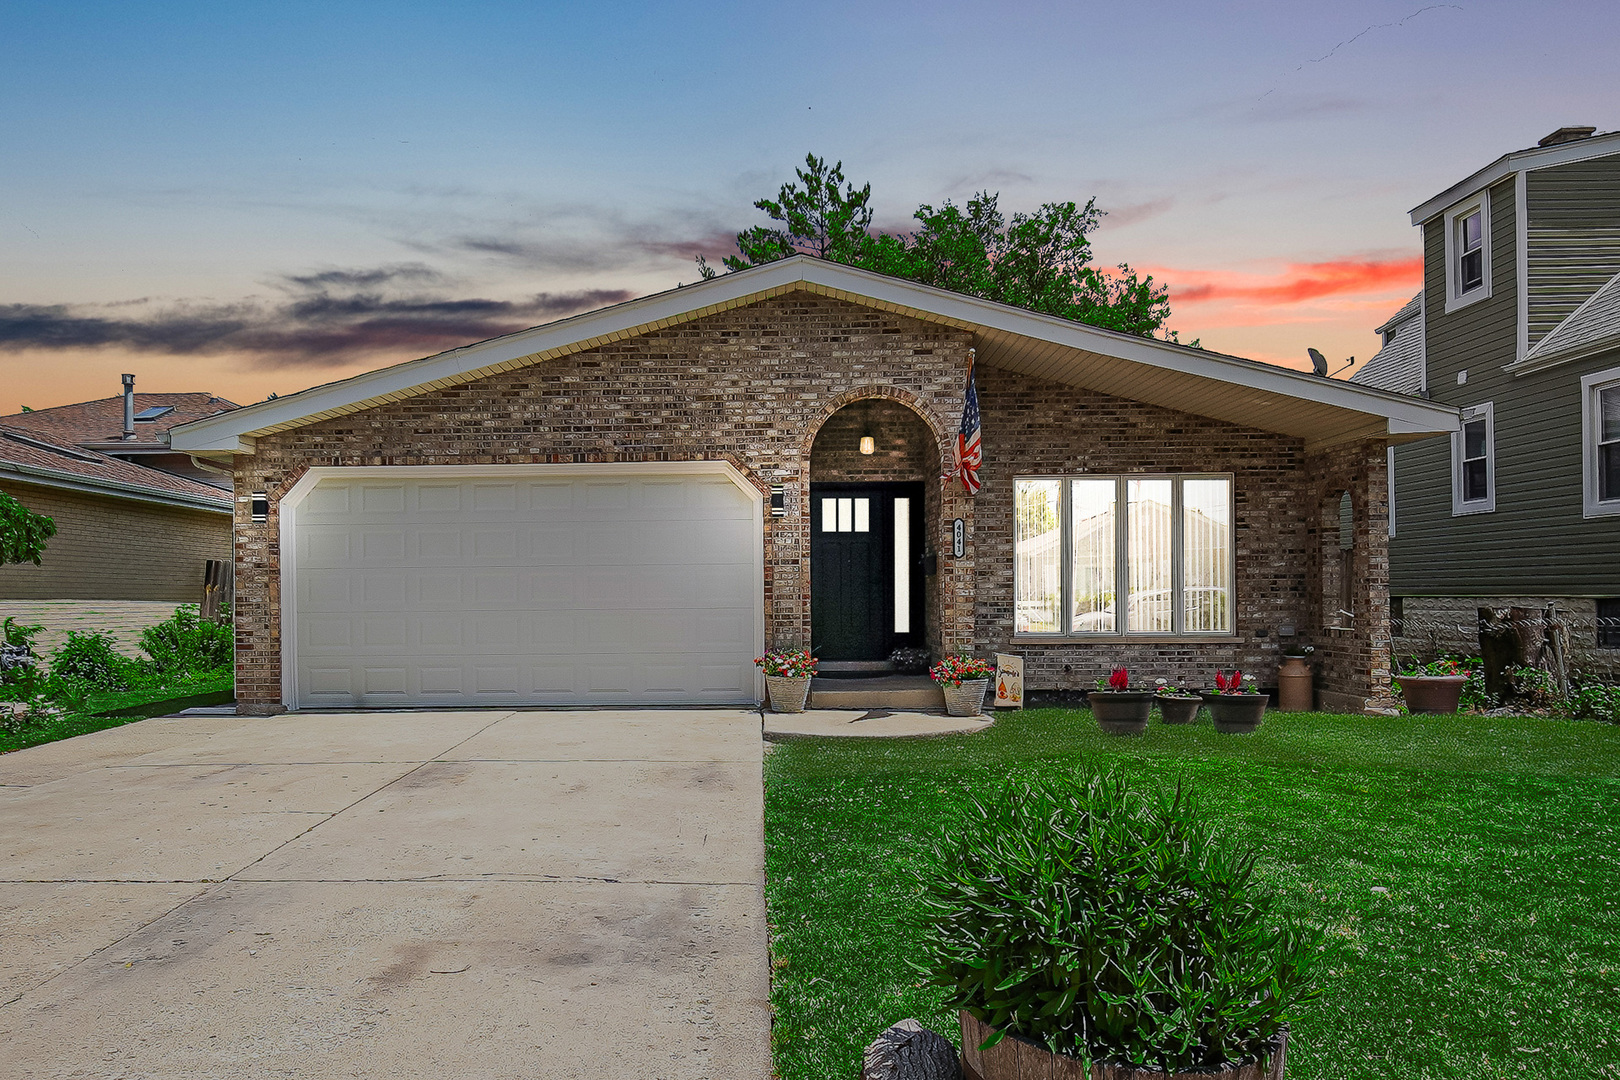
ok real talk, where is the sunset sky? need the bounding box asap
[2,0,1615,414]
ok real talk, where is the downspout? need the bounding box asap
[121,374,136,440]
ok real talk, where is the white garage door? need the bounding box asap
[289,469,760,708]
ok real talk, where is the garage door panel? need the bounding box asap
[293,471,759,707]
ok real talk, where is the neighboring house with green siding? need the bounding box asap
[1353,126,1620,668]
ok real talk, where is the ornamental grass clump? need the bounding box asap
[916,772,1322,1073]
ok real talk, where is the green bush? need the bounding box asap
[48,630,134,694]
[916,772,1321,1073]
[1567,674,1620,724]
[139,604,232,677]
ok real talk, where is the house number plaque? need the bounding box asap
[952,518,965,558]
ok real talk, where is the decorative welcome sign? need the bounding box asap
[995,653,1023,709]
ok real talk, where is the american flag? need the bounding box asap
[952,352,982,495]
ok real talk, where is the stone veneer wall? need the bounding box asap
[231,293,974,711]
[1392,595,1620,676]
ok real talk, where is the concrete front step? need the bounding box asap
[808,675,945,710]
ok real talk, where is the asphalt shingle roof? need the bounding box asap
[0,425,231,508]
[1522,269,1620,365]
[0,393,237,448]
[1350,293,1425,396]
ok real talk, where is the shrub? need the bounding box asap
[1508,665,1559,709]
[48,630,134,694]
[140,604,233,677]
[1567,674,1620,724]
[916,772,1321,1072]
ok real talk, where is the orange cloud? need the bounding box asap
[1154,255,1422,308]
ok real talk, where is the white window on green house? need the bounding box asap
[1583,367,1620,518]
[1014,474,1233,636]
[1444,196,1490,312]
[1452,403,1495,515]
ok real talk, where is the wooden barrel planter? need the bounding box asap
[1088,691,1154,735]
[960,1012,1287,1080]
[1156,696,1202,724]
[1199,692,1268,733]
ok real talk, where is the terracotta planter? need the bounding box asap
[1156,696,1202,724]
[960,1011,1287,1080]
[1200,691,1268,733]
[1394,674,1467,714]
[1088,691,1154,735]
[764,675,811,713]
[1276,657,1314,712]
[942,679,990,717]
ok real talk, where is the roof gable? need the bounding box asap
[1511,268,1620,373]
[171,256,1457,454]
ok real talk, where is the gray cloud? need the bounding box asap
[0,267,635,370]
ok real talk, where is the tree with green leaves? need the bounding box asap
[701,154,1181,340]
[0,491,56,566]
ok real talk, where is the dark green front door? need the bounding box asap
[810,482,923,662]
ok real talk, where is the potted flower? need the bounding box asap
[1088,667,1154,735]
[755,648,817,713]
[930,655,996,717]
[917,773,1317,1080]
[1277,645,1315,712]
[1201,670,1267,733]
[1394,657,1470,714]
[1153,677,1202,725]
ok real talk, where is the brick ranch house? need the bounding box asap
[169,256,1458,715]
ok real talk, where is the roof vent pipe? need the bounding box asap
[121,374,136,440]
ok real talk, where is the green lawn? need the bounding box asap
[0,675,234,754]
[763,709,1620,1080]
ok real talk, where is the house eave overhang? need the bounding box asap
[1408,131,1620,226]
[170,256,1459,454]
[0,463,233,513]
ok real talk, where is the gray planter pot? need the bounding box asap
[942,679,990,717]
[1088,691,1154,735]
[1156,695,1202,724]
[1200,691,1268,733]
[765,675,811,713]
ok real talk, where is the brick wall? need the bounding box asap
[0,480,230,601]
[231,293,975,710]
[970,365,1316,693]
[226,289,1393,713]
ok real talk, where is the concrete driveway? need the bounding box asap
[0,709,770,1079]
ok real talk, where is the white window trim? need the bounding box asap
[1451,402,1496,516]
[1443,195,1492,313]
[1013,472,1236,639]
[1582,366,1620,518]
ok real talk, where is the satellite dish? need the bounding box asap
[1307,348,1328,377]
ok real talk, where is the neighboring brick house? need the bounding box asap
[1352,125,1620,669]
[0,380,236,601]
[170,256,1456,715]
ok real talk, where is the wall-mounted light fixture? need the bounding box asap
[249,492,269,522]
[769,485,786,516]
[858,433,876,455]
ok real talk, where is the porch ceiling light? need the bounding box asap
[859,433,876,455]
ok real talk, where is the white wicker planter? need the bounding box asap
[765,675,812,714]
[941,679,990,717]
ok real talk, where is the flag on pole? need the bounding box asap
[952,349,982,495]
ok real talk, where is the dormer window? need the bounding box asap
[1443,195,1491,312]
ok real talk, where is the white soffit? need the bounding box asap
[171,256,1457,453]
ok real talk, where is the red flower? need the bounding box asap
[1108,667,1130,691]
[1215,671,1229,691]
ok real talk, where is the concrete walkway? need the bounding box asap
[0,709,770,1079]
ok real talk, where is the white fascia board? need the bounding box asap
[171,255,1459,450]
[1408,132,1620,226]
[0,464,232,513]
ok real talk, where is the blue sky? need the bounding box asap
[2,0,1616,411]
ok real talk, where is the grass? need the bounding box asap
[763,709,1620,1080]
[0,674,234,754]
